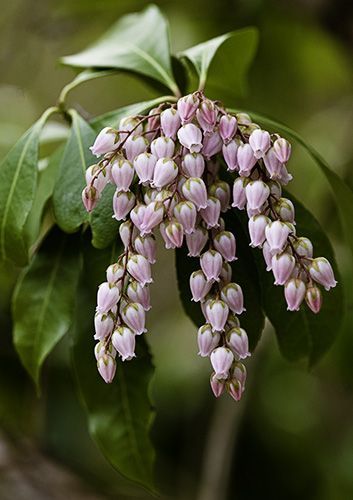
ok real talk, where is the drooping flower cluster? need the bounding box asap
[82,91,337,401]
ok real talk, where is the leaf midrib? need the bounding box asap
[31,237,65,379]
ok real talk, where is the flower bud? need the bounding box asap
[159,222,175,249]
[220,261,232,284]
[274,197,295,223]
[196,99,217,132]
[96,282,120,313]
[265,220,290,254]
[119,220,134,249]
[206,299,229,332]
[209,181,230,212]
[97,354,116,383]
[182,153,205,177]
[293,237,313,258]
[112,190,135,220]
[111,158,134,192]
[222,140,239,171]
[221,283,245,314]
[268,180,282,198]
[200,250,223,282]
[94,340,116,360]
[134,234,157,264]
[165,220,183,247]
[219,114,237,143]
[249,129,271,159]
[133,152,157,184]
[127,254,153,286]
[305,285,322,314]
[213,231,237,262]
[226,327,250,360]
[127,281,151,311]
[112,326,136,361]
[130,204,147,233]
[232,362,247,389]
[85,164,109,194]
[263,147,283,178]
[185,227,208,256]
[177,123,203,153]
[210,347,234,379]
[151,136,175,159]
[227,379,243,401]
[124,135,148,161]
[182,177,208,209]
[94,312,115,341]
[174,201,197,234]
[245,180,270,212]
[237,143,257,176]
[273,137,291,163]
[199,197,221,229]
[160,107,181,139]
[189,270,213,302]
[284,278,306,311]
[152,158,178,189]
[177,93,199,123]
[197,324,220,357]
[82,186,98,212]
[202,130,223,158]
[122,303,146,335]
[236,112,252,125]
[106,263,124,284]
[248,215,269,247]
[271,253,296,285]
[119,116,143,135]
[210,373,226,397]
[232,177,248,209]
[141,201,165,235]
[309,257,337,291]
[90,127,118,157]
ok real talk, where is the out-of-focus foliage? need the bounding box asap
[0,0,352,499]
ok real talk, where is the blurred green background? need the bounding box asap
[0,0,353,498]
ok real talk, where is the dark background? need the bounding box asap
[0,0,352,498]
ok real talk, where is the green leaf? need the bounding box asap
[61,5,180,96]
[0,107,57,265]
[90,183,119,249]
[179,28,258,101]
[232,109,353,261]
[24,147,63,249]
[90,96,177,132]
[53,110,95,233]
[253,195,344,365]
[175,210,265,351]
[72,242,156,491]
[12,228,82,388]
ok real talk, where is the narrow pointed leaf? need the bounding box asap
[250,195,344,365]
[0,107,57,265]
[72,242,156,491]
[12,228,82,388]
[62,5,179,95]
[90,183,119,249]
[179,29,258,101]
[53,110,95,233]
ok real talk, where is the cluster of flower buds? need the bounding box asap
[83,91,337,401]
